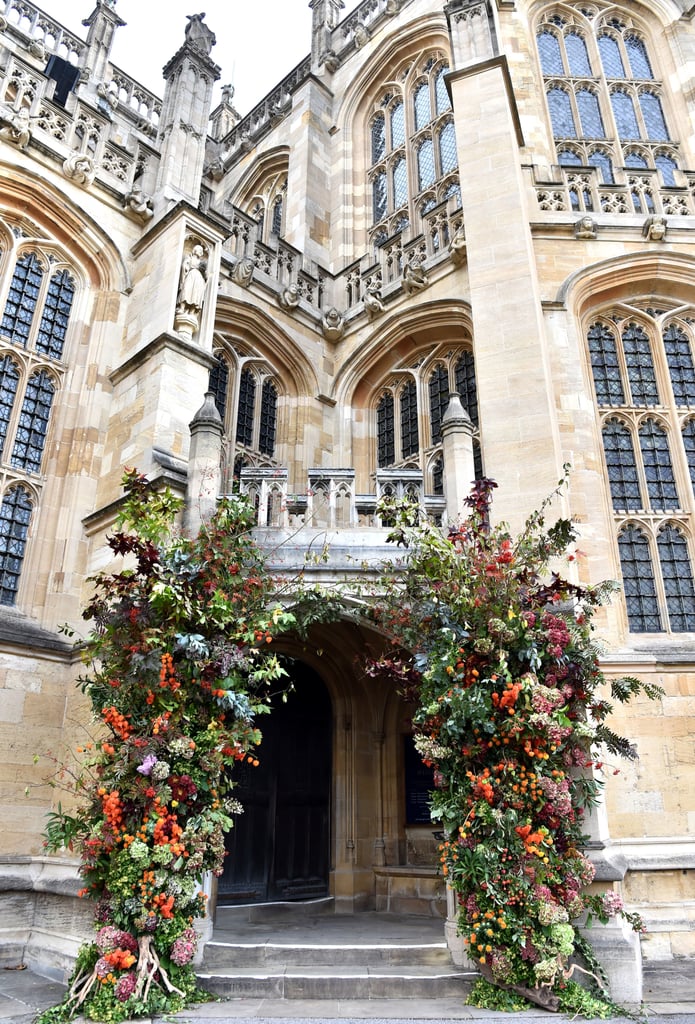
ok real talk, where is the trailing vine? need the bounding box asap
[366,475,662,1015]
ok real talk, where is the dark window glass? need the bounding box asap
[0,485,33,606]
[588,323,625,406]
[599,34,626,78]
[612,90,640,139]
[236,368,255,447]
[565,32,592,76]
[432,456,444,496]
[417,139,435,191]
[0,355,20,457]
[373,171,387,223]
[473,438,483,480]
[655,153,678,187]
[259,379,277,456]
[371,113,386,164]
[547,87,577,138]
[640,92,669,141]
[639,419,678,510]
[271,196,283,237]
[377,392,395,468]
[618,526,662,632]
[602,418,641,510]
[414,83,431,131]
[657,526,695,631]
[663,324,695,406]
[35,270,74,360]
[439,122,457,175]
[625,36,653,80]
[429,364,449,444]
[393,157,408,208]
[209,357,229,420]
[623,323,659,405]
[683,419,695,494]
[10,370,54,474]
[435,67,450,114]
[538,30,564,75]
[588,149,614,183]
[391,101,405,148]
[1,252,43,347]
[577,89,605,138]
[400,381,419,458]
[454,351,479,427]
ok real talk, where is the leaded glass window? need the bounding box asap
[618,526,662,632]
[372,113,386,164]
[603,418,641,510]
[271,196,283,237]
[11,370,54,474]
[378,392,395,467]
[236,368,255,447]
[439,122,457,175]
[418,139,436,191]
[435,67,450,114]
[548,87,577,138]
[663,324,695,406]
[577,90,605,138]
[558,148,583,167]
[0,485,33,606]
[36,270,75,360]
[599,34,625,78]
[209,356,229,419]
[625,151,649,169]
[393,157,408,208]
[414,82,430,131]
[683,419,695,493]
[612,90,640,139]
[538,30,564,75]
[373,172,387,223]
[588,323,625,406]
[639,419,678,510]
[655,154,678,187]
[454,350,479,427]
[626,36,653,80]
[432,456,444,496]
[400,381,419,458]
[588,149,614,184]
[623,323,659,405]
[0,356,19,456]
[657,526,695,631]
[391,101,405,148]
[429,364,448,444]
[1,252,43,347]
[640,92,669,141]
[259,379,277,456]
[566,32,591,76]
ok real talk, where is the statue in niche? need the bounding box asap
[403,260,428,294]
[0,107,32,150]
[178,244,208,315]
[322,306,345,341]
[185,13,216,56]
[279,283,301,310]
[232,257,254,288]
[574,215,597,240]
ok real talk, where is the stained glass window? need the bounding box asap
[683,419,695,493]
[393,157,408,208]
[538,30,564,75]
[36,270,75,360]
[209,356,229,419]
[598,34,625,78]
[371,113,386,164]
[400,381,419,458]
[657,526,695,631]
[439,122,457,175]
[259,380,277,455]
[612,90,640,139]
[417,139,435,191]
[377,392,395,467]
[566,32,592,76]
[602,418,641,510]
[547,87,576,138]
[11,370,54,474]
[235,368,255,447]
[1,252,43,347]
[626,36,653,80]
[391,101,405,148]
[618,525,662,632]
[455,351,479,427]
[588,323,625,406]
[0,485,33,606]
[639,419,678,510]
[623,323,659,406]
[625,151,649,169]
[429,364,449,444]
[414,82,430,131]
[0,355,20,457]
[640,92,669,141]
[558,148,582,167]
[663,324,695,406]
[577,89,605,138]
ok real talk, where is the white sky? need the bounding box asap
[39,0,362,114]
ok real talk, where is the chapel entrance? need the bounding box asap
[217,661,332,904]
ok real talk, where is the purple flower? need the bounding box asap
[137,753,157,776]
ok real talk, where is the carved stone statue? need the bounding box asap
[124,187,154,222]
[364,280,384,320]
[354,23,370,48]
[321,50,340,73]
[385,0,400,12]
[178,244,208,315]
[279,284,301,310]
[574,215,597,240]
[0,108,32,150]
[403,261,429,294]
[232,257,254,288]
[643,215,667,242]
[185,13,216,56]
[448,225,466,265]
[63,152,96,187]
[322,306,345,341]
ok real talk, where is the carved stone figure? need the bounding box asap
[364,281,384,320]
[185,13,216,56]
[28,39,45,60]
[63,152,96,187]
[448,225,466,265]
[643,215,667,242]
[232,257,254,288]
[385,0,400,13]
[178,244,208,315]
[124,187,154,222]
[322,306,345,341]
[354,24,370,48]
[279,284,301,310]
[0,108,32,150]
[403,261,429,294]
[321,50,340,73]
[96,82,119,110]
[574,215,597,240]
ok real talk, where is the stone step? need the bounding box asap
[202,939,453,968]
[196,964,476,1000]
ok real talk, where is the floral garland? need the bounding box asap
[39,470,324,1023]
[367,477,661,1015]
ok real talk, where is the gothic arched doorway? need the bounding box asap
[217,660,332,904]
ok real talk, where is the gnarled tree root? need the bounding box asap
[478,962,561,1012]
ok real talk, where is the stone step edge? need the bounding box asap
[205,941,450,951]
[197,969,477,979]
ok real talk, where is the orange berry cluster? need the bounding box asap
[253,627,273,644]
[101,705,132,740]
[465,909,509,963]
[98,788,124,831]
[104,948,136,970]
[491,680,522,713]
[159,652,180,692]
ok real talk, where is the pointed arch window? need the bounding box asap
[639,419,678,510]
[209,355,229,419]
[414,82,431,131]
[1,253,44,347]
[429,364,449,444]
[259,379,277,455]
[391,102,405,147]
[683,418,695,492]
[0,484,33,606]
[588,323,625,406]
[603,418,641,511]
[598,33,625,78]
[11,370,55,474]
[618,525,662,632]
[623,323,658,406]
[639,92,669,141]
[236,368,256,447]
[400,381,419,458]
[657,526,695,631]
[439,122,457,175]
[417,139,436,191]
[36,270,75,360]
[454,350,479,427]
[566,32,591,76]
[663,324,695,406]
[435,67,450,114]
[0,355,20,455]
[271,196,283,237]
[548,87,577,138]
[577,90,605,138]
[377,391,395,468]
[372,113,386,164]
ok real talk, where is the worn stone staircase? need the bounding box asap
[197,899,475,1001]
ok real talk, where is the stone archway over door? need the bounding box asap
[217,662,332,904]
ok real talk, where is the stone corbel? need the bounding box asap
[123,187,154,222]
[322,307,345,341]
[364,281,384,319]
[279,284,301,310]
[320,50,341,73]
[63,152,96,187]
[574,215,597,240]
[231,257,254,288]
[0,107,32,150]
[448,225,466,265]
[403,261,429,294]
[643,215,667,242]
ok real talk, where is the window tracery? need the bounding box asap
[538,7,680,193]
[587,308,695,632]
[367,55,460,247]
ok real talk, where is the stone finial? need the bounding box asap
[185,13,216,55]
[0,107,32,150]
[322,307,345,341]
[63,152,96,187]
[574,215,597,240]
[403,261,429,294]
[231,257,254,288]
[643,215,667,242]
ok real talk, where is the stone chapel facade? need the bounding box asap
[0,0,692,994]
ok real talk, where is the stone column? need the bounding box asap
[184,393,223,536]
[441,392,475,523]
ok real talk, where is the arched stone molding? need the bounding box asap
[526,0,686,31]
[225,146,290,244]
[558,249,695,315]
